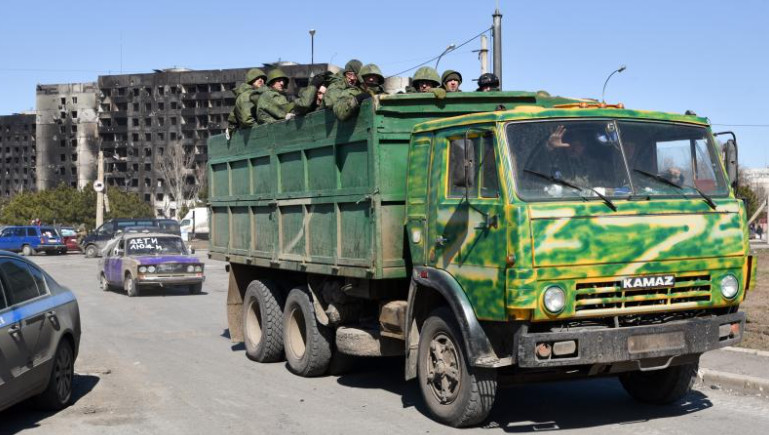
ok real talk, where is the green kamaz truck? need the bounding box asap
[207,91,755,427]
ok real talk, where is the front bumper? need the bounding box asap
[137,275,205,287]
[516,311,744,368]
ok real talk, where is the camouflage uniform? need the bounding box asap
[293,71,332,115]
[333,64,386,121]
[476,73,500,92]
[407,66,446,99]
[227,68,267,129]
[322,59,362,109]
[256,69,295,124]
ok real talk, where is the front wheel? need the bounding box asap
[33,340,74,410]
[417,307,497,427]
[125,274,139,297]
[189,283,203,295]
[99,273,111,292]
[619,360,699,404]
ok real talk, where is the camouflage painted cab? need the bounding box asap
[207,92,754,427]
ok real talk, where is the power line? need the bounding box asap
[386,27,492,78]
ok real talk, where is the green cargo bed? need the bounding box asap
[207,91,576,279]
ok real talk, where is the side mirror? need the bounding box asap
[723,138,738,190]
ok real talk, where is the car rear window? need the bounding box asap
[40,227,57,237]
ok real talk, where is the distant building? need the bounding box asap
[95,63,333,217]
[35,83,100,191]
[0,113,37,197]
[743,168,769,196]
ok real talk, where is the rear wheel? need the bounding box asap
[21,245,34,256]
[84,244,98,258]
[417,307,497,427]
[619,360,699,404]
[283,286,332,377]
[125,273,139,297]
[34,340,74,410]
[242,280,284,362]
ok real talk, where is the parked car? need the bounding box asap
[0,226,67,256]
[0,251,81,412]
[81,218,181,258]
[179,207,209,241]
[57,227,81,252]
[98,231,204,297]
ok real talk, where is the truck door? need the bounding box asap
[426,127,508,320]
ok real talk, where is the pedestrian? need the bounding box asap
[758,225,764,240]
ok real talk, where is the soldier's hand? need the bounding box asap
[285,113,296,120]
[355,92,372,103]
[225,128,231,140]
[431,88,447,99]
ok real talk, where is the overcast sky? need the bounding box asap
[1,0,767,167]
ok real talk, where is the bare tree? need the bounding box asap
[156,142,199,217]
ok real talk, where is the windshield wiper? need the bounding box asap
[632,168,716,210]
[524,169,617,211]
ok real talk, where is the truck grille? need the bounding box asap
[574,275,711,316]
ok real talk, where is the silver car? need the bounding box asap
[0,251,81,412]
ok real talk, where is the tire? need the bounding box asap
[242,280,284,363]
[21,245,34,256]
[33,339,74,411]
[189,283,203,295]
[619,359,699,405]
[84,244,98,258]
[283,286,332,377]
[99,273,111,292]
[125,273,139,297]
[417,307,497,427]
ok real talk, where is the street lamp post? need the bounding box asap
[309,29,316,67]
[435,44,456,70]
[601,65,627,103]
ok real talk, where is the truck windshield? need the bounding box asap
[506,120,728,201]
[126,236,187,256]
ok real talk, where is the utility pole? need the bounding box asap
[492,7,503,89]
[477,35,489,75]
[96,150,104,227]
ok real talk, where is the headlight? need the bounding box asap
[720,275,739,299]
[543,286,566,314]
[147,265,156,273]
[138,266,147,273]
[187,265,194,273]
[194,265,203,272]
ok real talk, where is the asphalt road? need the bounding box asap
[2,253,768,434]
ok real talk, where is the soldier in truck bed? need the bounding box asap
[256,69,296,124]
[333,63,386,121]
[227,68,267,131]
[322,59,363,109]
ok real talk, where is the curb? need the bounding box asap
[697,368,769,398]
[722,346,769,358]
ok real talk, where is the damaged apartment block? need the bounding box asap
[0,113,36,197]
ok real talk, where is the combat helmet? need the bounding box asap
[245,68,267,85]
[266,68,289,86]
[441,69,462,85]
[476,73,500,90]
[344,59,363,75]
[412,66,441,88]
[359,64,384,85]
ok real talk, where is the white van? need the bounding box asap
[179,207,209,241]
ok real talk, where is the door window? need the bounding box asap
[26,264,49,296]
[447,131,498,198]
[26,228,36,237]
[0,259,42,305]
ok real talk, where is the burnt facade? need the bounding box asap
[35,83,99,190]
[96,63,331,217]
[0,113,36,197]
